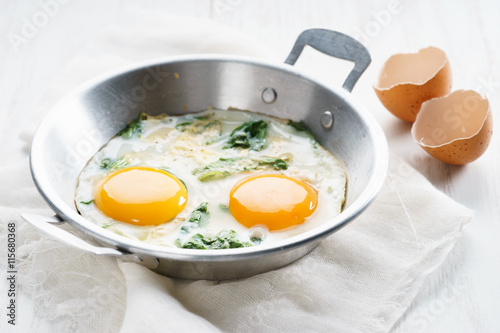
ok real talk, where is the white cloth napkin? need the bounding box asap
[0,9,473,333]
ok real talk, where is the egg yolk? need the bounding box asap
[94,167,187,226]
[229,174,318,231]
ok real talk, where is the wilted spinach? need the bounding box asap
[287,120,318,148]
[180,203,210,233]
[79,200,94,205]
[99,157,128,172]
[117,113,148,138]
[223,120,268,151]
[192,156,288,182]
[178,230,254,249]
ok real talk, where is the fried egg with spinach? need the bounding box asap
[75,109,346,249]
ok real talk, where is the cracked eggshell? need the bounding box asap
[411,90,493,165]
[374,46,452,122]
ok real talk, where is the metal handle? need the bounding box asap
[21,213,159,269]
[284,29,371,92]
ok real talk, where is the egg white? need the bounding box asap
[75,109,346,248]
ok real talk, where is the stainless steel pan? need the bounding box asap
[23,29,389,280]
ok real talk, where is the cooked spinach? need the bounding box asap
[180,202,210,233]
[288,120,309,133]
[178,230,254,249]
[287,120,318,148]
[79,200,94,205]
[196,170,229,182]
[175,121,193,132]
[192,156,288,182]
[250,236,263,245]
[100,157,128,172]
[176,119,222,135]
[267,158,288,170]
[223,120,268,151]
[175,205,260,250]
[117,112,147,138]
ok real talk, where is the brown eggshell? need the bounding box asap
[374,46,452,122]
[411,90,493,165]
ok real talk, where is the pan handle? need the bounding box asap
[284,29,371,92]
[21,213,159,269]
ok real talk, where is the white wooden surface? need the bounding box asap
[1,0,499,332]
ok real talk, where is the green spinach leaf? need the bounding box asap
[223,120,268,151]
[100,157,128,172]
[176,119,221,135]
[287,120,318,148]
[117,113,148,138]
[178,230,254,249]
[180,202,210,233]
[192,156,288,182]
[175,121,193,132]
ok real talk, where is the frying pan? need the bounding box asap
[22,29,389,280]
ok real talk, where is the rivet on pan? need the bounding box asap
[262,87,277,104]
[320,111,334,129]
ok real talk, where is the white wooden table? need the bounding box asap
[1,0,499,332]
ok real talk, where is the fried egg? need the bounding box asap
[75,109,346,248]
[229,174,318,231]
[94,166,188,226]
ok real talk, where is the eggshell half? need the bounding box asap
[411,90,493,165]
[374,46,452,122]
